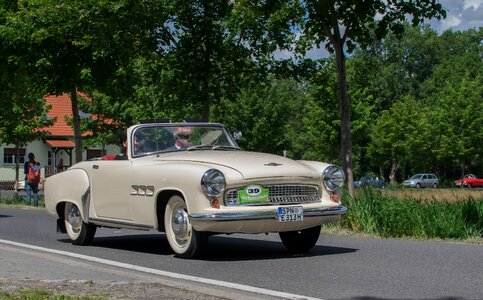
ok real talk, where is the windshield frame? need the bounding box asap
[129,123,240,158]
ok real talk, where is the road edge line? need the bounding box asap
[0,239,321,300]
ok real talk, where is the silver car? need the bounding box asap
[403,173,439,188]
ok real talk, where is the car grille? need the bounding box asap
[224,184,321,206]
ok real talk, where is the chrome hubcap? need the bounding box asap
[68,206,81,231]
[171,208,189,240]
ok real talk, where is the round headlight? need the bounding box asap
[323,166,345,192]
[201,169,226,197]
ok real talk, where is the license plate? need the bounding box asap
[277,206,303,222]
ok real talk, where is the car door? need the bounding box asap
[421,174,428,187]
[90,160,133,220]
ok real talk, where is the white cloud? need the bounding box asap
[463,0,481,10]
[440,15,463,31]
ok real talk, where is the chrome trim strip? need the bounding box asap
[190,206,347,222]
[89,217,154,231]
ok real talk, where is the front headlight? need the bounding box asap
[201,169,226,197]
[323,166,345,192]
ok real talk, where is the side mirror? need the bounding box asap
[233,131,242,140]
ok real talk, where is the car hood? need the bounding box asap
[154,151,320,180]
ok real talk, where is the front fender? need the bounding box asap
[44,168,90,222]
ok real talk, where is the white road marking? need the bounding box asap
[0,239,322,300]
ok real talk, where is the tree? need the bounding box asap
[234,0,446,197]
[160,0,260,121]
[220,76,308,155]
[1,0,169,162]
[367,97,431,184]
[0,2,51,190]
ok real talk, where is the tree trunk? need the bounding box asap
[15,145,20,195]
[201,0,211,121]
[389,159,398,184]
[70,87,83,163]
[334,42,354,198]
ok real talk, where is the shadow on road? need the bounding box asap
[59,233,358,261]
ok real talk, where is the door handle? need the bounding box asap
[93,165,99,169]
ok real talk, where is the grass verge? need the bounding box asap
[0,289,105,300]
[0,194,44,207]
[332,188,483,241]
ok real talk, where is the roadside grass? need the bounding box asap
[0,289,105,299]
[0,194,44,207]
[330,188,483,241]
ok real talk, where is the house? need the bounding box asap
[0,93,120,183]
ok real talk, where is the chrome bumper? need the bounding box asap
[190,205,347,222]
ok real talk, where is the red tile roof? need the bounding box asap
[45,139,75,148]
[44,93,95,137]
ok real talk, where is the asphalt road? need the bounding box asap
[0,206,482,299]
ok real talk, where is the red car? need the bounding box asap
[455,174,483,188]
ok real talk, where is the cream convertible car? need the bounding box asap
[45,122,347,258]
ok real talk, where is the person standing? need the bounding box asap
[57,158,63,173]
[24,152,41,207]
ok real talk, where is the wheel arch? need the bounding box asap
[156,189,184,232]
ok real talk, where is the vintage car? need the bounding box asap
[455,174,483,188]
[44,122,347,258]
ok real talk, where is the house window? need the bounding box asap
[3,148,26,164]
[48,151,52,166]
[86,149,104,160]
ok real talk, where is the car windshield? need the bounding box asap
[409,174,422,179]
[131,124,239,157]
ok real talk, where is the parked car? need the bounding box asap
[353,176,388,188]
[403,173,439,188]
[45,122,347,258]
[455,174,483,188]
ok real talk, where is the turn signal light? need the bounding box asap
[210,198,220,208]
[330,193,340,203]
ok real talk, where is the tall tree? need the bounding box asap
[1,0,169,162]
[161,0,258,121]
[367,96,431,184]
[0,1,50,189]
[234,0,446,197]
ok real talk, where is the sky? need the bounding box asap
[429,0,482,32]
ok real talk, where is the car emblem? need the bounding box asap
[264,162,282,166]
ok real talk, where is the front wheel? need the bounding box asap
[164,195,207,258]
[279,225,321,254]
[64,202,96,245]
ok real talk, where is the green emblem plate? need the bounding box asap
[238,185,270,204]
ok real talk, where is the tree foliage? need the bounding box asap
[1,0,481,186]
[1,0,169,162]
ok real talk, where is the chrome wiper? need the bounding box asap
[212,145,240,151]
[187,144,213,151]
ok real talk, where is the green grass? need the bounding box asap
[335,189,483,240]
[0,195,44,207]
[0,289,105,300]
